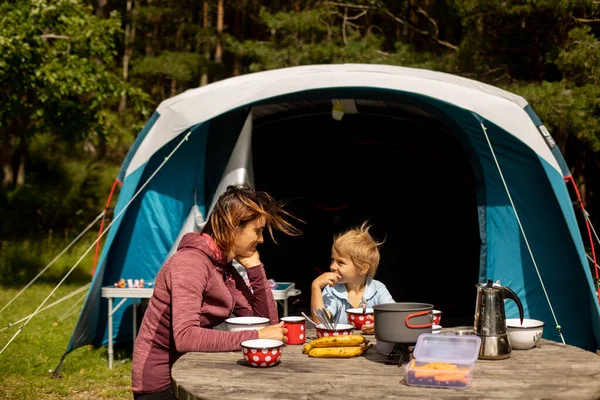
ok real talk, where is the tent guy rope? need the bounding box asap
[58,291,88,322]
[479,121,566,344]
[0,129,194,357]
[0,283,90,333]
[0,210,105,316]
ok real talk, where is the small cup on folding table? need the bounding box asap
[281,316,306,345]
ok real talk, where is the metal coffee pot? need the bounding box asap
[474,280,524,360]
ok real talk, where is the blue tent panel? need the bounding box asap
[66,122,210,353]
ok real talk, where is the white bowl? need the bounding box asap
[506,318,545,350]
[225,316,270,332]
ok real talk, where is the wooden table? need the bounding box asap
[171,329,600,399]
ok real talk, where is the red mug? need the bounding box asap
[281,316,306,345]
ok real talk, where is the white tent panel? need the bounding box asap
[125,64,558,178]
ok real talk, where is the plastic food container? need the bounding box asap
[405,333,481,389]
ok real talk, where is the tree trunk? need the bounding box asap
[215,0,224,64]
[0,127,11,187]
[119,0,136,122]
[145,0,155,57]
[200,0,210,86]
[15,150,25,187]
[2,163,12,187]
[232,1,243,76]
[14,125,27,188]
[96,0,109,18]
[170,78,177,97]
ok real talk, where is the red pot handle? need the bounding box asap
[405,311,433,329]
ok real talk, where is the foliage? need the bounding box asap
[0,283,132,399]
[0,229,99,285]
[449,0,599,81]
[0,132,120,240]
[556,26,600,86]
[510,82,600,153]
[226,5,445,72]
[133,51,203,83]
[0,0,149,188]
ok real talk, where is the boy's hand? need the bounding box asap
[361,323,375,335]
[312,272,342,290]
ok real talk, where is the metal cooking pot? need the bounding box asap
[373,302,434,344]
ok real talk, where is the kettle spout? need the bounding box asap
[503,286,524,324]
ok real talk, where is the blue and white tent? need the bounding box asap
[60,64,600,364]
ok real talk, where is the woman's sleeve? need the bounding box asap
[231,264,279,325]
[170,253,258,352]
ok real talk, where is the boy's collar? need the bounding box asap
[330,280,377,301]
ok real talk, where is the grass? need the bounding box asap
[0,283,132,399]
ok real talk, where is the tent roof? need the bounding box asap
[126,63,559,178]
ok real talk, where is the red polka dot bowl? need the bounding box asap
[240,339,284,368]
[315,323,354,338]
[346,307,374,330]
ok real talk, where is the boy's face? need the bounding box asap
[330,249,364,284]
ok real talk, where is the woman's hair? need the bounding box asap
[203,184,302,252]
[332,221,384,280]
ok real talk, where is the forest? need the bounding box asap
[1,0,599,284]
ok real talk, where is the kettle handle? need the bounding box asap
[503,286,524,324]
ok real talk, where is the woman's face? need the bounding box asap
[231,216,266,258]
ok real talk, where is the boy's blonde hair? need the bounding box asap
[332,221,384,280]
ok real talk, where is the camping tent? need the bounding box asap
[59,64,600,366]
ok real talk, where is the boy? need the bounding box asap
[311,221,394,335]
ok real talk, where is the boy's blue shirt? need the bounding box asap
[321,279,395,324]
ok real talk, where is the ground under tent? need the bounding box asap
[251,98,481,327]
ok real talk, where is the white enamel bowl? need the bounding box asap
[506,318,545,350]
[225,316,270,332]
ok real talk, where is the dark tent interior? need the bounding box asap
[251,100,482,328]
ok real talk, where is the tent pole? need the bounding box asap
[51,353,67,378]
[564,176,599,281]
[92,178,122,276]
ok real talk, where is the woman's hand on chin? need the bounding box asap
[235,250,261,269]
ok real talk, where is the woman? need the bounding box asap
[131,184,302,399]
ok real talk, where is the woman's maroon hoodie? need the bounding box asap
[131,232,278,394]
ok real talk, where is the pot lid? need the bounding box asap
[413,334,481,364]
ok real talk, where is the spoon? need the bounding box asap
[301,311,318,327]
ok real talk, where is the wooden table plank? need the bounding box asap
[172,330,600,400]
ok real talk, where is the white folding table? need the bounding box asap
[101,286,153,369]
[271,282,301,317]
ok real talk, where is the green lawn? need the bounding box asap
[0,283,132,399]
